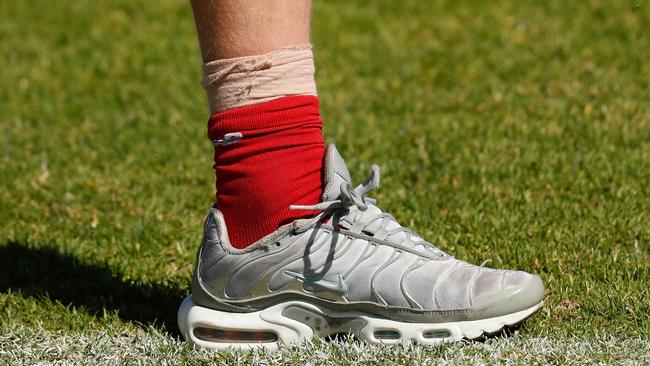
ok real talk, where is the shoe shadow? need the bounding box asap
[0,241,187,336]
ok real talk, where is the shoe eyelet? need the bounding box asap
[275,242,281,247]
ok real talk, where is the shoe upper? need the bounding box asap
[191,145,544,322]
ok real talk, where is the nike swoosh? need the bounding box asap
[284,270,350,296]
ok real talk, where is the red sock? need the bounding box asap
[207,96,325,249]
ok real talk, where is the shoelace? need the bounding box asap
[290,165,446,256]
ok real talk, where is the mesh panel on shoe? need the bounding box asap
[434,262,478,310]
[502,270,529,288]
[344,245,395,302]
[404,258,456,309]
[201,249,251,283]
[470,269,503,299]
[226,247,299,297]
[373,252,420,307]
[268,231,337,290]
[314,238,368,281]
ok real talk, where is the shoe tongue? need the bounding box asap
[322,144,352,201]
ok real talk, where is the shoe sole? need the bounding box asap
[178,296,543,351]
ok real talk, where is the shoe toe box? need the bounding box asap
[468,271,545,320]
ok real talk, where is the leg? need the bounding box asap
[190,0,324,249]
[180,0,545,350]
[190,0,311,61]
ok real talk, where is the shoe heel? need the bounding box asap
[177,296,312,351]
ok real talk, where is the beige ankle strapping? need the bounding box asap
[202,44,317,114]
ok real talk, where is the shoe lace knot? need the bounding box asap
[290,164,380,215]
[290,165,446,257]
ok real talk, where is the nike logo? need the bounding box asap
[284,270,350,296]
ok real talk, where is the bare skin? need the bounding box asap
[190,0,312,62]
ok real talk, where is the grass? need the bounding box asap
[1,0,649,364]
[2,327,649,366]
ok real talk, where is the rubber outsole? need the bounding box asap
[178,296,543,351]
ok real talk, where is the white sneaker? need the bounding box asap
[178,145,544,350]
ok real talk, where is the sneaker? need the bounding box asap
[178,145,544,350]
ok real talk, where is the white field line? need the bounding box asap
[1,327,649,366]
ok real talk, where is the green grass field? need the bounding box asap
[1,0,649,364]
